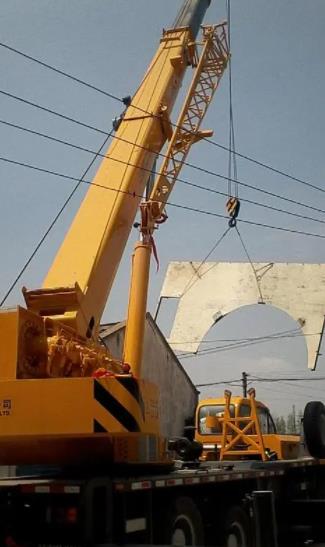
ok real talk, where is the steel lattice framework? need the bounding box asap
[150,22,229,216]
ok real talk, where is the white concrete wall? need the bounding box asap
[101,314,198,438]
[161,262,325,370]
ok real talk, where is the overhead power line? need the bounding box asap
[196,376,325,388]
[251,376,325,383]
[1,154,325,242]
[178,330,320,359]
[0,132,113,306]
[0,40,324,196]
[171,327,302,344]
[1,89,325,221]
[1,117,325,228]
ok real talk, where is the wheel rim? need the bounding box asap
[227,522,247,547]
[172,514,196,545]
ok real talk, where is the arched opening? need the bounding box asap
[175,303,325,428]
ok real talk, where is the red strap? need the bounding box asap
[150,235,159,272]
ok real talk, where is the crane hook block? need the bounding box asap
[226,196,240,227]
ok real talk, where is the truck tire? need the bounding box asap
[160,496,204,545]
[224,506,252,547]
[303,401,325,458]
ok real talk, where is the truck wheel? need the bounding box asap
[224,506,251,547]
[303,401,325,458]
[160,496,204,545]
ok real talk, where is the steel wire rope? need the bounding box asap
[223,9,263,308]
[179,226,231,299]
[234,225,264,303]
[1,90,325,220]
[0,131,113,306]
[3,119,325,228]
[0,40,324,196]
[1,155,325,241]
[226,0,238,199]
[177,1,236,302]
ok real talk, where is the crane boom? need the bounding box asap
[0,0,231,467]
[123,22,229,375]
[23,0,212,340]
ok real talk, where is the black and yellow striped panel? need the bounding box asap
[226,197,240,218]
[93,377,144,433]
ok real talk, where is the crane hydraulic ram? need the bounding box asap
[0,0,228,466]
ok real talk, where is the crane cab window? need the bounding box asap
[198,404,234,434]
[237,404,251,430]
[238,404,277,434]
[257,407,277,434]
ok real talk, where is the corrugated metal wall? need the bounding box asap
[101,314,198,438]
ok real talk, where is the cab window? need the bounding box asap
[198,404,234,434]
[257,408,276,434]
[238,404,251,430]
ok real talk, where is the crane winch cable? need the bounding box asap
[226,0,238,200]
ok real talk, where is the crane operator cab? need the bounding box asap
[195,390,300,462]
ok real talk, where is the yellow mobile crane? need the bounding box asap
[0,0,229,466]
[2,4,325,546]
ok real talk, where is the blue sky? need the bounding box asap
[1,0,325,417]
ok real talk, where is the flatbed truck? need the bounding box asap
[1,1,324,546]
[1,456,325,546]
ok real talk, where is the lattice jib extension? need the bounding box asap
[150,22,229,216]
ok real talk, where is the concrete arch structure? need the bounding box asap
[160,262,325,370]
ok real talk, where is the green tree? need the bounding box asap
[286,406,303,434]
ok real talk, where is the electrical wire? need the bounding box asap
[1,90,325,222]
[196,376,325,388]
[1,155,325,242]
[250,375,325,383]
[249,373,325,399]
[177,331,320,359]
[2,118,325,228]
[170,327,307,344]
[196,378,242,387]
[0,131,113,306]
[1,39,324,196]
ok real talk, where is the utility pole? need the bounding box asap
[242,371,248,397]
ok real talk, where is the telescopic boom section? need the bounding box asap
[123,22,229,376]
[23,0,212,340]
